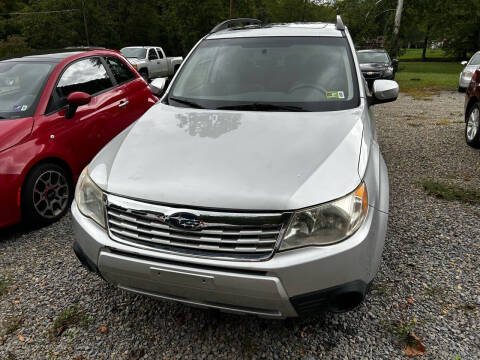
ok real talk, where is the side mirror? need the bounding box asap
[461,61,468,66]
[149,77,168,97]
[368,80,399,105]
[66,92,91,119]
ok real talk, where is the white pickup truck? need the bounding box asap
[120,46,183,80]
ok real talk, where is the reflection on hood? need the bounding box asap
[175,112,241,138]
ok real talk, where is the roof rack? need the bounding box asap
[210,18,262,34]
[336,15,345,31]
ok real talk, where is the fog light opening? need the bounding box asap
[331,291,364,312]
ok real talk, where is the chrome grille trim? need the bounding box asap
[105,194,290,261]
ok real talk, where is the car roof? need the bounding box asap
[357,49,387,53]
[206,22,343,39]
[1,49,121,64]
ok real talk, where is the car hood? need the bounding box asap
[0,117,33,153]
[125,57,145,65]
[89,104,365,211]
[360,63,389,71]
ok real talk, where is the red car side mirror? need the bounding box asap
[66,92,91,119]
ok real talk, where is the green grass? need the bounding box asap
[383,319,418,346]
[419,180,480,205]
[49,304,91,339]
[2,315,23,336]
[0,277,11,296]
[399,48,455,61]
[396,61,464,95]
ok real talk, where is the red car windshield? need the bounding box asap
[0,61,53,120]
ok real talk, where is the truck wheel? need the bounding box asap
[466,103,480,148]
[21,163,73,226]
[139,69,149,82]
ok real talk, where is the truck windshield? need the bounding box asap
[0,61,53,120]
[121,48,147,59]
[169,37,359,112]
[357,51,390,64]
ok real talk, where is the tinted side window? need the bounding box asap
[156,48,164,59]
[105,56,136,84]
[51,57,112,110]
[148,49,158,60]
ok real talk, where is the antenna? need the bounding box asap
[336,15,345,31]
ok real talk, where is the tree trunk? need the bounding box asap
[422,32,429,61]
[392,0,404,57]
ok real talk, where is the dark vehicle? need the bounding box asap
[464,67,480,147]
[357,49,398,87]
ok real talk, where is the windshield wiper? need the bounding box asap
[217,103,307,112]
[169,97,204,109]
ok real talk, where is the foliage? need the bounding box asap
[0,0,477,60]
[0,35,31,58]
[419,180,480,205]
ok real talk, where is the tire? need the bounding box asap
[465,103,480,148]
[21,163,73,226]
[139,69,149,82]
[458,86,466,93]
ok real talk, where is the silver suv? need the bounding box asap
[72,17,398,318]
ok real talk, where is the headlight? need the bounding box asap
[384,67,394,76]
[280,183,368,251]
[75,167,106,228]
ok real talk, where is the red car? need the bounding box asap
[0,49,157,228]
[465,68,480,148]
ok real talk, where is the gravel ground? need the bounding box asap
[1,91,479,359]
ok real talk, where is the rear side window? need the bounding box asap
[49,57,112,111]
[156,48,164,59]
[105,56,136,84]
[148,49,159,60]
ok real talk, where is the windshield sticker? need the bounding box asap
[326,91,345,99]
[12,104,28,111]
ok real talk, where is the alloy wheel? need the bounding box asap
[32,170,70,219]
[466,107,479,141]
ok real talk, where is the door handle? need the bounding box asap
[118,100,129,108]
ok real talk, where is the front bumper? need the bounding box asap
[72,199,387,318]
[362,72,394,83]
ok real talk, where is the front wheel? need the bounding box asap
[139,69,149,82]
[22,163,73,226]
[466,103,480,148]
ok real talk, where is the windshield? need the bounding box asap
[357,51,390,64]
[169,37,359,112]
[469,52,480,66]
[0,61,53,120]
[120,48,147,59]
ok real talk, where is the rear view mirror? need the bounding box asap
[66,92,91,119]
[369,80,399,105]
[461,61,468,66]
[149,77,168,97]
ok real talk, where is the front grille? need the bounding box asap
[105,195,289,261]
[363,71,382,79]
